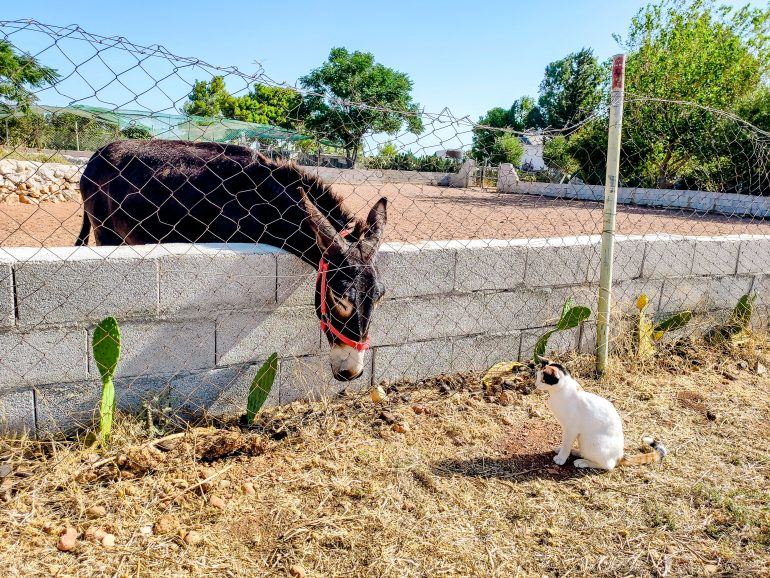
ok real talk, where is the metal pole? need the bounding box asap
[596,54,626,374]
[74,120,80,151]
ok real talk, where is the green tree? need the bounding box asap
[487,133,525,166]
[228,84,304,128]
[120,124,153,139]
[183,76,232,118]
[0,39,59,114]
[470,107,511,162]
[537,48,605,129]
[543,135,581,176]
[736,86,770,131]
[300,48,423,167]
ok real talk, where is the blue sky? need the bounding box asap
[2,1,763,152]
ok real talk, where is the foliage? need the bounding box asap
[300,48,423,167]
[634,293,692,359]
[537,48,606,129]
[0,39,59,114]
[245,353,278,424]
[542,135,581,176]
[183,76,303,129]
[363,151,458,172]
[92,316,122,445]
[533,297,591,363]
[47,112,119,150]
[705,293,756,344]
[120,124,153,139]
[487,133,525,166]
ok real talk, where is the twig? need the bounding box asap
[164,463,234,506]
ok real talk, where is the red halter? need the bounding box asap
[317,230,371,351]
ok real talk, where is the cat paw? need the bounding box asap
[573,459,595,469]
[553,445,562,454]
[553,454,568,466]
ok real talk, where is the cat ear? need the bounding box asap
[539,357,551,368]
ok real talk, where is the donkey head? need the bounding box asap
[302,192,387,381]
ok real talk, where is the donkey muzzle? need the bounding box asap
[330,344,365,381]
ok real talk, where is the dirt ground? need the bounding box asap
[1,184,769,247]
[1,338,768,577]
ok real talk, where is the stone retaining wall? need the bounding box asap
[0,234,768,435]
[0,159,82,204]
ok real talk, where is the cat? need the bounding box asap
[535,360,667,470]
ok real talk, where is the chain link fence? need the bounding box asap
[0,20,768,436]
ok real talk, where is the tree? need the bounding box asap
[183,77,232,118]
[300,48,423,167]
[487,133,525,166]
[0,40,59,114]
[120,124,153,139]
[537,48,605,129]
[470,107,511,162]
[736,86,770,132]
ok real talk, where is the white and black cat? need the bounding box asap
[535,361,667,470]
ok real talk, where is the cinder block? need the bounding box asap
[642,238,695,279]
[0,262,13,328]
[689,191,719,212]
[216,306,320,366]
[378,242,456,298]
[587,237,646,283]
[373,339,453,383]
[611,279,665,315]
[14,257,157,326]
[91,320,215,378]
[477,288,554,334]
[450,332,521,373]
[370,293,484,346]
[659,276,753,314]
[0,389,35,435]
[691,238,740,277]
[276,253,315,307]
[0,328,88,389]
[453,240,526,292]
[159,249,276,316]
[279,352,372,404]
[524,237,595,287]
[520,326,580,360]
[737,237,770,275]
[750,275,769,330]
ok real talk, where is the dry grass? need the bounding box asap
[0,147,75,165]
[1,338,769,577]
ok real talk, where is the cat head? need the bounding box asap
[535,359,570,393]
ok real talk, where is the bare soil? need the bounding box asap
[1,339,768,577]
[1,184,768,247]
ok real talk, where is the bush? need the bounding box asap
[362,151,458,172]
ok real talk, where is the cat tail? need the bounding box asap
[618,436,667,466]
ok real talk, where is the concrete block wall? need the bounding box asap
[498,179,770,219]
[0,234,768,435]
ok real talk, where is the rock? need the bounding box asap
[498,392,514,406]
[57,527,78,552]
[86,505,107,519]
[242,482,256,495]
[706,410,718,421]
[184,530,203,546]
[392,422,410,434]
[412,404,428,414]
[209,496,226,510]
[756,362,766,375]
[139,525,153,536]
[379,411,398,425]
[501,416,514,426]
[101,533,116,549]
[737,360,748,370]
[153,514,178,535]
[288,564,307,578]
[370,386,387,404]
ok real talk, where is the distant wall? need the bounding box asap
[0,234,768,435]
[497,170,770,218]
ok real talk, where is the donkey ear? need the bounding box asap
[361,197,387,258]
[300,187,346,252]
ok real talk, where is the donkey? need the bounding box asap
[76,140,387,380]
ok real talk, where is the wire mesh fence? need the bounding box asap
[0,20,768,436]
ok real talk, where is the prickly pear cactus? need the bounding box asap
[92,316,121,443]
[533,297,591,363]
[635,294,655,360]
[245,353,278,424]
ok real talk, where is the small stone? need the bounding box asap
[101,533,116,549]
[706,410,717,421]
[184,530,203,546]
[153,514,178,535]
[501,416,514,426]
[57,527,78,552]
[392,422,410,434]
[209,496,226,510]
[242,482,256,495]
[86,505,107,519]
[218,479,231,489]
[370,386,387,404]
[85,526,107,543]
[140,525,153,536]
[412,404,428,415]
[288,564,307,578]
[703,564,718,575]
[737,360,748,370]
[498,392,513,406]
[755,362,766,375]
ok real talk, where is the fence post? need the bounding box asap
[596,54,626,374]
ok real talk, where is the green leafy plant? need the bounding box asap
[705,293,756,344]
[533,297,591,363]
[634,294,692,359]
[245,353,279,424]
[92,316,121,444]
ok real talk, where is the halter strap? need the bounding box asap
[317,229,371,351]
